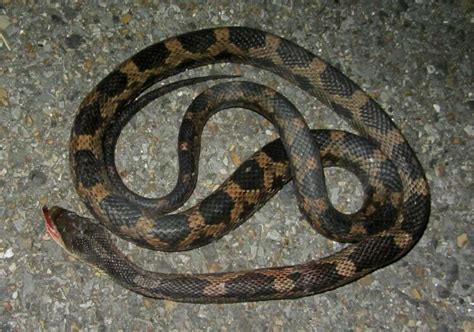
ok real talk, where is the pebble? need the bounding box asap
[361,274,376,287]
[411,288,422,300]
[456,233,468,248]
[0,15,10,30]
[463,125,473,136]
[0,87,8,106]
[120,13,132,24]
[0,248,14,259]
[266,229,281,242]
[450,137,464,145]
[28,170,48,186]
[65,34,83,49]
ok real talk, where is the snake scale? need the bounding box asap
[43,27,430,303]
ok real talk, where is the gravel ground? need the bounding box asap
[1,1,472,330]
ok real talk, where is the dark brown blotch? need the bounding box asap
[199,190,235,225]
[391,142,425,180]
[224,272,277,298]
[100,194,142,227]
[158,276,211,299]
[292,73,315,93]
[150,214,191,247]
[276,38,315,67]
[401,191,430,236]
[331,102,354,122]
[359,98,393,134]
[228,27,267,51]
[376,159,403,192]
[131,42,171,72]
[74,150,102,188]
[320,65,358,97]
[178,118,198,143]
[232,159,264,191]
[96,70,129,99]
[340,132,377,158]
[73,102,104,136]
[348,236,403,272]
[177,29,217,53]
[261,139,288,163]
[360,200,398,235]
[296,261,344,292]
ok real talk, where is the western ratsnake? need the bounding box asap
[43,27,430,303]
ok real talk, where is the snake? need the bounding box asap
[43,27,430,303]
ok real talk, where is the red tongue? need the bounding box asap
[42,206,60,242]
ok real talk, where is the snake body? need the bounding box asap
[44,27,430,303]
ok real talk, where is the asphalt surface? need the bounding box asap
[1,1,472,330]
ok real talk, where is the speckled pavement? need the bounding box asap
[1,1,472,330]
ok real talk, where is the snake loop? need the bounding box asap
[43,27,430,303]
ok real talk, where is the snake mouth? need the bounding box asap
[42,206,65,248]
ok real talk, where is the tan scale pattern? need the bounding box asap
[46,27,430,303]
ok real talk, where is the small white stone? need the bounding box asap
[464,125,473,136]
[433,104,441,112]
[178,254,190,264]
[267,229,281,241]
[0,248,14,258]
[222,14,230,21]
[8,262,16,272]
[0,15,10,30]
[79,300,93,309]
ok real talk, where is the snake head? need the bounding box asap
[42,206,105,258]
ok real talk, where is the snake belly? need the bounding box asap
[44,27,430,303]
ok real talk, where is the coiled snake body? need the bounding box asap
[43,27,430,303]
